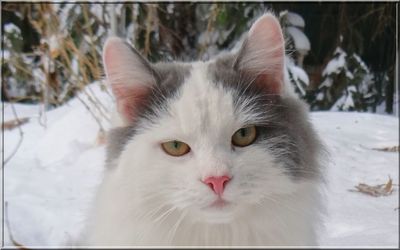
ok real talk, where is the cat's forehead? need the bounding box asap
[165,61,239,137]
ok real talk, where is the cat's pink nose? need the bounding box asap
[203,176,231,195]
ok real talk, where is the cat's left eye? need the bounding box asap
[161,140,191,157]
[232,126,257,147]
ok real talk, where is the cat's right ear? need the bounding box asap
[103,37,156,124]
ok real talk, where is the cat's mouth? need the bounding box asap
[210,198,229,208]
[194,198,236,223]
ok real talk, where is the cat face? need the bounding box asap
[103,14,320,224]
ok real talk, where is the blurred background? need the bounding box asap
[1,2,398,115]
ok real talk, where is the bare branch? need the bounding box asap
[76,94,105,132]
[3,104,25,167]
[144,4,158,57]
[4,202,29,249]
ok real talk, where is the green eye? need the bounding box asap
[232,126,257,147]
[161,140,191,157]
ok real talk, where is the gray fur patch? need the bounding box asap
[137,62,192,121]
[106,126,135,166]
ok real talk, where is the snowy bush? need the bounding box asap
[311,46,378,111]
[279,10,311,99]
[2,23,41,101]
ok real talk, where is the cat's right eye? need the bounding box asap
[161,140,191,157]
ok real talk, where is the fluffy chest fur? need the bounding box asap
[83,13,324,247]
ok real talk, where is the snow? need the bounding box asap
[48,35,60,54]
[6,79,27,98]
[376,97,399,117]
[3,50,10,60]
[316,92,325,101]
[2,83,399,247]
[132,3,139,19]
[4,23,21,34]
[32,68,46,90]
[167,3,174,14]
[360,74,374,94]
[3,83,113,246]
[320,78,333,89]
[345,71,354,79]
[353,53,369,73]
[56,4,75,30]
[331,93,354,111]
[244,6,253,18]
[287,26,311,52]
[290,64,310,86]
[115,3,124,16]
[322,47,347,76]
[90,4,104,23]
[286,56,310,96]
[330,85,359,111]
[347,85,357,93]
[286,11,305,28]
[312,112,399,246]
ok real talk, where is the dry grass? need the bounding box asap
[3,117,30,131]
[2,4,112,165]
[4,3,111,130]
[372,146,400,153]
[349,176,396,197]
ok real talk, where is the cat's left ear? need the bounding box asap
[103,37,157,124]
[234,13,285,94]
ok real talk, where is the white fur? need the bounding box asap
[84,63,323,246]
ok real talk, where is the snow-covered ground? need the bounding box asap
[2,83,399,247]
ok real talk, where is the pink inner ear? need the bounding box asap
[240,14,285,95]
[102,37,155,123]
[112,83,150,123]
[254,74,282,95]
[252,43,284,95]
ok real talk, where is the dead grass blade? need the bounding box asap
[2,117,30,131]
[5,202,31,249]
[349,176,395,197]
[4,103,25,167]
[372,146,399,152]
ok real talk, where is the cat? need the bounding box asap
[82,12,325,247]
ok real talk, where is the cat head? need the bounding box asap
[102,13,320,224]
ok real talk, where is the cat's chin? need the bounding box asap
[187,199,240,224]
